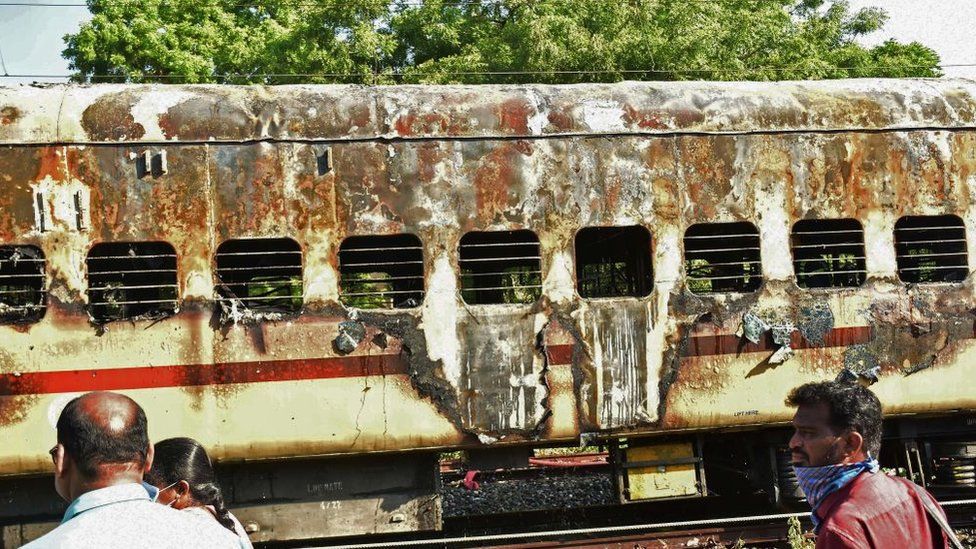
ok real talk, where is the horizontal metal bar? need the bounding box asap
[790,243,864,250]
[88,268,178,276]
[899,265,968,272]
[88,284,178,292]
[89,299,177,307]
[896,225,966,232]
[460,270,543,278]
[687,274,764,282]
[0,288,45,296]
[461,284,542,291]
[793,256,866,263]
[87,254,177,261]
[216,250,301,257]
[0,257,45,263]
[684,233,759,240]
[218,280,300,288]
[339,246,422,253]
[339,290,425,297]
[0,273,44,279]
[460,256,542,263]
[339,260,424,268]
[460,241,540,249]
[685,260,761,268]
[797,269,867,276]
[215,295,303,303]
[340,275,424,283]
[896,238,967,246]
[792,228,863,236]
[685,246,761,254]
[216,265,302,273]
[898,252,968,259]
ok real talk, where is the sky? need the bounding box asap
[0,0,974,84]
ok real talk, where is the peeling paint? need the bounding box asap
[3,80,976,477]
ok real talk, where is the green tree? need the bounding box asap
[63,0,394,83]
[388,0,941,83]
[63,0,941,84]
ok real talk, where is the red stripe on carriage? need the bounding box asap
[0,354,409,396]
[682,326,873,357]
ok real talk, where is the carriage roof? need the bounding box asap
[2,79,976,145]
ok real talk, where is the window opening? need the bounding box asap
[216,238,303,313]
[575,226,653,298]
[684,221,762,294]
[459,230,542,305]
[895,215,968,283]
[0,245,46,323]
[339,234,424,309]
[791,219,866,289]
[87,242,178,322]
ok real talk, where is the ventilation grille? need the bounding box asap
[0,245,46,323]
[895,215,968,283]
[791,219,866,289]
[216,238,303,313]
[460,230,542,305]
[339,234,425,309]
[575,226,653,298]
[87,242,178,322]
[685,221,762,294]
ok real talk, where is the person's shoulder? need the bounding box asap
[837,472,914,512]
[24,500,239,549]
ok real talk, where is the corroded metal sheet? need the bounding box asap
[2,80,976,481]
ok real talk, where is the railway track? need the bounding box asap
[304,499,976,549]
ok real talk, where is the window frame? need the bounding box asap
[458,229,544,306]
[337,233,426,310]
[573,225,654,300]
[790,218,867,291]
[214,236,305,314]
[683,220,763,295]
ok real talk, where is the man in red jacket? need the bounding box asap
[786,381,951,549]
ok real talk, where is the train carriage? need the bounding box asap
[1,79,975,545]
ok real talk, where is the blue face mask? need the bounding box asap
[793,457,879,531]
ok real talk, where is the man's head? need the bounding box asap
[52,392,153,501]
[786,381,882,467]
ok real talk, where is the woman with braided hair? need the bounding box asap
[146,437,254,549]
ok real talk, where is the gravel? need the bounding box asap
[441,471,615,517]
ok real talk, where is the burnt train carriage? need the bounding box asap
[1,80,976,544]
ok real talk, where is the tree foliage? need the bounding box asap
[63,0,941,84]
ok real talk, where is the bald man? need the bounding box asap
[24,392,240,549]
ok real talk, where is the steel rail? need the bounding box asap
[315,498,976,549]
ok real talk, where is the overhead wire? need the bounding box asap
[1,63,973,81]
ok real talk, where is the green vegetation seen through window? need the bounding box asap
[575,226,653,298]
[0,245,46,324]
[216,238,303,313]
[684,222,761,294]
[339,234,424,309]
[894,215,968,284]
[87,241,178,323]
[460,230,542,305]
[791,218,866,289]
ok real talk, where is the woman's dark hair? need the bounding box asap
[145,437,236,534]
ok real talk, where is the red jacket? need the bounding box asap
[815,472,949,549]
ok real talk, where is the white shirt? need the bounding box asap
[22,483,240,549]
[182,506,254,549]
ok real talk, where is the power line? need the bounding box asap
[0,0,837,7]
[1,62,972,81]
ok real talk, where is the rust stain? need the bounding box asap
[0,106,20,126]
[498,98,532,134]
[81,96,145,141]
